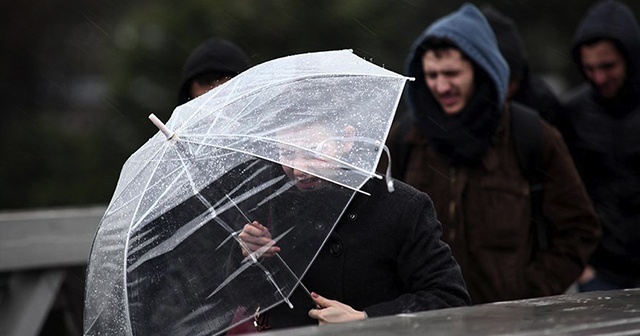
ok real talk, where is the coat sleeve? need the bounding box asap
[524,121,601,296]
[363,188,471,317]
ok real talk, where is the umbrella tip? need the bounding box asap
[148,114,175,140]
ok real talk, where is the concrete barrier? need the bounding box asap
[0,206,105,336]
[256,288,640,336]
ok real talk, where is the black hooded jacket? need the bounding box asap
[560,0,640,281]
[482,6,562,125]
[177,38,251,105]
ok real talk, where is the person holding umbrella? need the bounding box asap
[239,121,471,330]
[84,49,468,336]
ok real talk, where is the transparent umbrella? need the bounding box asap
[83,49,412,336]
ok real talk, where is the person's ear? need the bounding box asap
[339,125,356,153]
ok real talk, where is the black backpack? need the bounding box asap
[391,102,550,251]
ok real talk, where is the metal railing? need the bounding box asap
[0,205,105,336]
[2,206,638,336]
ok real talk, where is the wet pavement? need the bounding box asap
[255,288,640,335]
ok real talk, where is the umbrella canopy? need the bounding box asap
[84,49,411,336]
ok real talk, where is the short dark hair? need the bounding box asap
[578,37,628,67]
[191,71,234,86]
[580,37,625,54]
[419,36,496,102]
[420,37,470,61]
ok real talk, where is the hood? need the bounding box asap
[405,3,509,110]
[570,0,640,100]
[403,3,509,167]
[482,5,529,84]
[178,38,251,105]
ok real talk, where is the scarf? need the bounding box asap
[413,71,502,167]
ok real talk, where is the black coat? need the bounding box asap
[560,84,640,281]
[483,5,562,125]
[266,178,471,330]
[126,163,469,335]
[560,0,640,282]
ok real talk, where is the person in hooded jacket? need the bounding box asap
[178,37,251,105]
[387,3,601,304]
[559,0,640,291]
[482,5,562,126]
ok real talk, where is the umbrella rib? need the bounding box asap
[215,164,286,211]
[206,257,254,299]
[254,180,296,210]
[195,89,263,157]
[176,136,374,195]
[212,174,288,250]
[128,143,212,271]
[129,166,189,232]
[125,140,174,236]
[105,138,173,216]
[126,208,219,272]
[176,72,408,135]
[122,140,179,336]
[129,168,288,270]
[258,262,294,309]
[207,226,297,304]
[172,78,244,134]
[182,134,374,177]
[225,194,251,223]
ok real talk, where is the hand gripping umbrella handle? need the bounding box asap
[149,114,175,139]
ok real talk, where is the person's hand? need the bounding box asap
[237,221,280,258]
[308,292,367,325]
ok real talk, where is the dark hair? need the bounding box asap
[579,37,628,66]
[178,38,251,105]
[581,37,624,52]
[191,71,234,86]
[418,36,496,105]
[420,37,470,61]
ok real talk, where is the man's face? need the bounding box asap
[422,49,475,115]
[278,126,343,191]
[580,40,627,99]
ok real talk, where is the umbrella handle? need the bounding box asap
[382,145,395,193]
[149,114,175,139]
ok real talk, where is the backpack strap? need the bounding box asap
[510,102,549,252]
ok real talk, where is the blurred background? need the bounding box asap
[1,0,639,335]
[4,0,640,211]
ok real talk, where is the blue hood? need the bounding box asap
[405,3,509,108]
